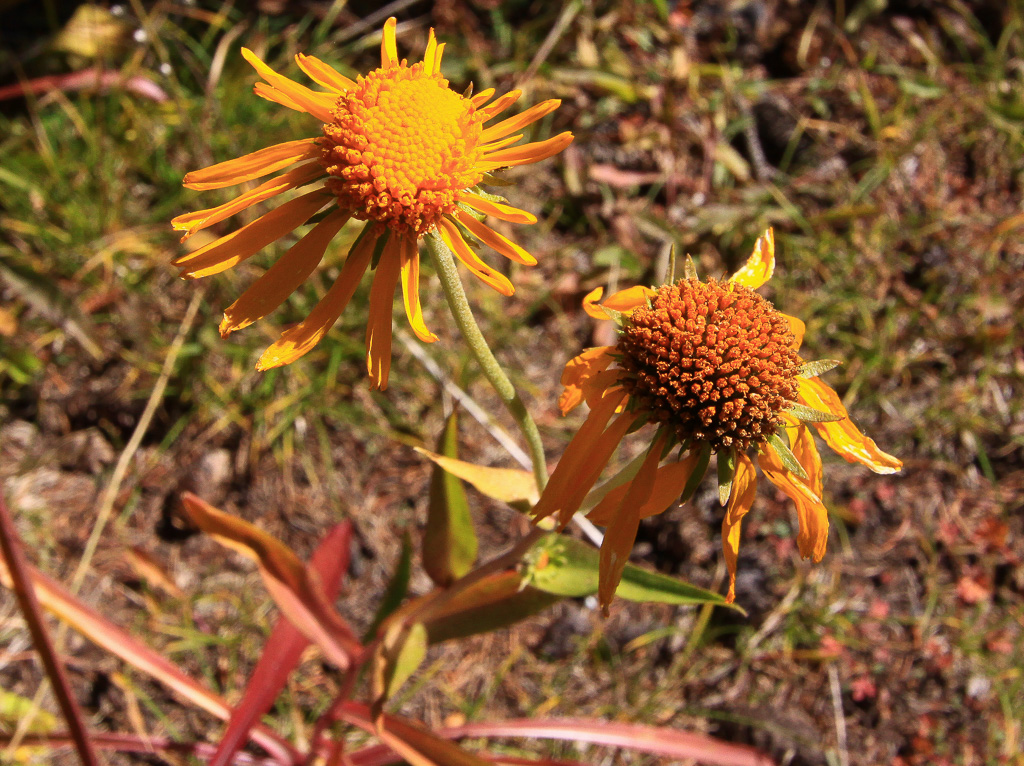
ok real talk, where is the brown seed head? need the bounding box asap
[616,277,802,452]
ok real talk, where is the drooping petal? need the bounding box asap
[558,346,615,415]
[241,48,335,122]
[183,139,319,190]
[722,452,758,603]
[532,385,631,524]
[366,236,403,390]
[582,287,608,320]
[597,432,668,611]
[784,313,805,350]
[796,378,903,474]
[460,194,537,224]
[758,447,829,562]
[587,445,707,525]
[729,228,775,290]
[477,132,573,169]
[174,189,331,278]
[380,17,398,68]
[453,211,537,265]
[437,218,514,296]
[398,235,437,343]
[255,228,380,370]
[219,209,350,336]
[171,163,324,239]
[481,99,562,142]
[783,414,823,497]
[294,53,356,93]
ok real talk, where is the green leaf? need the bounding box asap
[766,432,809,480]
[422,413,478,586]
[717,449,736,507]
[683,254,698,281]
[797,359,841,379]
[525,535,738,610]
[785,402,844,423]
[679,442,711,503]
[364,532,412,642]
[415,447,538,511]
[372,621,428,711]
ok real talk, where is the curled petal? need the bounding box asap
[797,378,903,474]
[422,28,438,74]
[722,452,758,603]
[582,287,607,320]
[597,432,668,611]
[558,346,615,415]
[183,139,319,190]
[366,236,403,390]
[588,445,707,526]
[758,447,829,562]
[730,227,775,290]
[241,48,335,122]
[398,236,437,343]
[256,229,379,370]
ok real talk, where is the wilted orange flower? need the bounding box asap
[173,18,572,389]
[533,230,902,609]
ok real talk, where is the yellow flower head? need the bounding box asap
[533,230,902,610]
[172,18,572,389]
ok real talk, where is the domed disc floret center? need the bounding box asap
[319,63,485,235]
[616,278,802,453]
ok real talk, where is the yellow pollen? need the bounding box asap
[319,62,484,235]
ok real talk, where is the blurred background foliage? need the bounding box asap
[0,1,1022,764]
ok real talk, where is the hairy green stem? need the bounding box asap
[425,233,548,491]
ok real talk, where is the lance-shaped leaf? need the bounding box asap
[0,557,298,763]
[418,570,559,644]
[337,703,491,766]
[371,621,428,714]
[524,535,739,610]
[208,521,353,766]
[415,448,539,511]
[423,413,478,585]
[181,493,360,670]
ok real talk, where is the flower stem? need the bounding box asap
[425,232,548,491]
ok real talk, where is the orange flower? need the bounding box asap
[533,230,902,609]
[173,18,572,389]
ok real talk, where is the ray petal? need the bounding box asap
[783,313,805,350]
[470,88,496,107]
[479,132,573,168]
[722,452,758,603]
[381,17,398,68]
[453,212,537,265]
[172,163,324,239]
[481,99,562,142]
[295,53,356,93]
[460,194,537,224]
[478,90,522,120]
[729,228,775,289]
[758,447,829,562]
[255,228,379,370]
[422,28,438,73]
[173,189,331,277]
[241,48,335,122]
[365,236,403,390]
[183,139,319,190]
[398,235,437,343]
[588,446,707,526]
[437,219,514,296]
[219,209,350,336]
[432,42,445,73]
[558,346,615,415]
[797,378,903,474]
